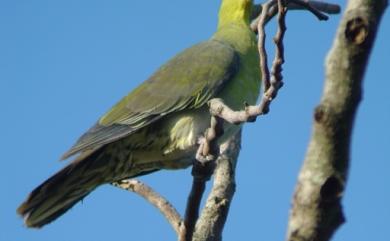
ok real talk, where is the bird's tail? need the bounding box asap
[17,148,107,228]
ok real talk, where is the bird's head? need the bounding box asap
[218,0,254,28]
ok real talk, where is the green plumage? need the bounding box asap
[18,0,260,228]
[61,41,240,160]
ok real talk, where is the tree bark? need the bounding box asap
[192,130,242,241]
[286,1,388,241]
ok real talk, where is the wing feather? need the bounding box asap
[62,40,239,159]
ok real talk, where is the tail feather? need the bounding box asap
[17,148,106,228]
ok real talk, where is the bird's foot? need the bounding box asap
[193,137,216,181]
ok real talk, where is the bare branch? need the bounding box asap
[112,180,183,236]
[286,1,388,241]
[192,130,242,241]
[289,0,330,20]
[208,98,260,124]
[257,1,273,92]
[182,116,224,241]
[250,0,341,32]
[287,0,340,14]
[267,0,287,107]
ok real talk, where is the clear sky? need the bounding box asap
[1,1,389,241]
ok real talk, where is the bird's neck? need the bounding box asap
[217,0,253,30]
[213,0,256,56]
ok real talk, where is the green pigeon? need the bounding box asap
[18,0,260,228]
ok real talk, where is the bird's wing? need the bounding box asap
[61,40,239,159]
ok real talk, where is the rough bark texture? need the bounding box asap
[192,130,241,241]
[286,1,388,241]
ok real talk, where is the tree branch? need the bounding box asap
[192,130,242,241]
[286,0,340,14]
[250,0,341,32]
[286,1,388,241]
[267,0,287,108]
[182,115,224,241]
[288,0,330,20]
[112,180,184,236]
[257,1,273,92]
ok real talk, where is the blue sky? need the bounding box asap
[1,1,389,241]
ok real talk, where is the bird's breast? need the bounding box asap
[163,108,210,155]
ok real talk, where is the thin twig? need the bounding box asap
[266,0,287,102]
[250,0,341,32]
[287,0,340,14]
[257,1,273,92]
[112,179,183,235]
[289,0,329,20]
[258,0,288,115]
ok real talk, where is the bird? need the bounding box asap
[17,0,260,228]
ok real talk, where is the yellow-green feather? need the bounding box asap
[218,0,253,29]
[216,0,260,107]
